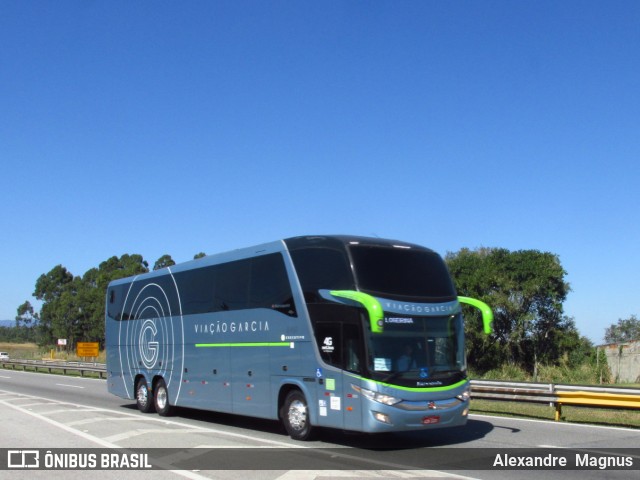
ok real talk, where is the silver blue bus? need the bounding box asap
[105,235,492,440]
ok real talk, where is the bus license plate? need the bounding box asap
[422,416,440,425]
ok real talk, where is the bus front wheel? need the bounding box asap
[135,377,154,413]
[281,390,315,441]
[153,378,174,416]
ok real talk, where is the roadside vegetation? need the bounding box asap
[470,399,640,429]
[467,360,639,429]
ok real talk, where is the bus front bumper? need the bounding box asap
[363,395,469,432]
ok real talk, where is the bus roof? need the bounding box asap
[108,235,435,287]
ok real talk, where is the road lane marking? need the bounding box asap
[470,413,640,433]
[56,383,85,389]
[104,428,207,443]
[0,388,476,478]
[0,394,213,480]
[0,388,304,448]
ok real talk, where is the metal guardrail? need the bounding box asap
[1,361,638,420]
[0,359,107,379]
[470,379,640,421]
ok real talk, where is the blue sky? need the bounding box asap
[1,1,638,344]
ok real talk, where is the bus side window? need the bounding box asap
[343,323,362,374]
[316,323,341,368]
[290,248,353,303]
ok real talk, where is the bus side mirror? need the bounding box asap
[458,296,494,334]
[329,290,384,333]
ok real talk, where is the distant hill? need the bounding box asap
[0,320,15,327]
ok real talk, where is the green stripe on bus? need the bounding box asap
[195,342,291,348]
[345,372,468,392]
[376,378,468,392]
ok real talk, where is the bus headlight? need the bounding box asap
[456,389,470,402]
[352,385,402,406]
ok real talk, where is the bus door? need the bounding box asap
[314,320,364,432]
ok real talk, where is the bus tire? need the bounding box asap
[281,390,315,441]
[135,377,154,413]
[153,378,174,416]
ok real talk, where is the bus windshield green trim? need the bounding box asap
[458,296,494,334]
[329,290,384,333]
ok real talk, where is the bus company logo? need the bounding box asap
[383,301,457,315]
[139,319,159,369]
[281,334,305,341]
[119,279,184,402]
[194,320,270,335]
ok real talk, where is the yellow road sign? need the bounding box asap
[77,342,99,357]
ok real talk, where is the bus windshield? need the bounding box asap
[349,245,456,301]
[366,313,466,387]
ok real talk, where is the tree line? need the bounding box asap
[11,253,189,347]
[5,247,638,375]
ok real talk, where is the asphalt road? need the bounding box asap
[1,369,638,479]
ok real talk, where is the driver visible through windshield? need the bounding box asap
[366,313,466,388]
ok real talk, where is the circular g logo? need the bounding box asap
[119,277,184,403]
[139,319,159,368]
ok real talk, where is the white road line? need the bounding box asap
[56,383,85,389]
[39,408,102,416]
[0,388,476,478]
[103,428,207,444]
[0,395,212,480]
[1,388,303,449]
[66,416,134,426]
[470,413,640,433]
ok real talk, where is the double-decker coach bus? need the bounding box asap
[106,235,493,440]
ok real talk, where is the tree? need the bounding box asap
[604,315,640,343]
[94,254,149,284]
[11,301,38,342]
[445,247,571,373]
[16,301,37,327]
[154,254,175,271]
[34,265,74,303]
[34,265,75,346]
[554,316,594,368]
[193,252,206,260]
[80,254,150,346]
[30,255,150,348]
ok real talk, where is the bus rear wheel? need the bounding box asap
[153,378,174,416]
[281,390,315,441]
[135,377,154,413]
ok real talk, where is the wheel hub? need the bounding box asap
[137,385,148,407]
[156,387,167,410]
[288,399,307,430]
